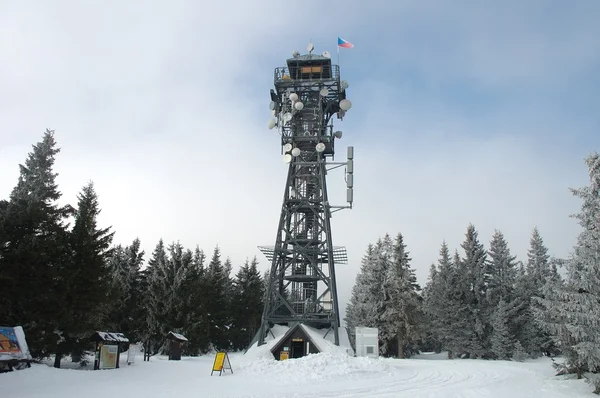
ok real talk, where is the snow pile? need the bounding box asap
[238,351,396,383]
[2,352,596,397]
[242,324,290,360]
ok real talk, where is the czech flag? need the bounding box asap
[338,37,354,49]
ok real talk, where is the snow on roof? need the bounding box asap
[243,323,352,362]
[300,325,353,356]
[93,331,129,343]
[167,331,188,341]
[243,324,290,361]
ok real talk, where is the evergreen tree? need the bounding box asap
[345,245,375,328]
[535,152,600,393]
[487,230,518,307]
[423,242,455,355]
[230,256,264,350]
[167,241,193,332]
[54,181,114,367]
[523,227,556,357]
[178,245,210,354]
[123,239,146,340]
[512,340,527,362]
[143,239,170,354]
[444,249,473,358]
[0,129,73,358]
[106,239,145,342]
[491,299,513,360]
[527,227,552,286]
[205,245,231,350]
[344,245,373,350]
[381,233,422,358]
[345,239,390,354]
[460,224,489,358]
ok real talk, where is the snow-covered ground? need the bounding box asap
[2,350,594,397]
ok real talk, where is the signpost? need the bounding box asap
[0,326,32,372]
[211,351,233,376]
[127,344,137,365]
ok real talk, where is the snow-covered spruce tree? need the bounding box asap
[367,234,395,355]
[0,129,73,358]
[54,181,114,367]
[491,299,513,360]
[520,228,557,357]
[381,233,423,358]
[123,239,146,341]
[143,239,170,355]
[460,224,490,358]
[168,241,194,331]
[442,249,474,358]
[205,245,233,350]
[535,152,600,393]
[422,242,454,354]
[527,227,554,287]
[105,239,146,342]
[345,243,380,350]
[344,244,374,350]
[229,256,264,350]
[507,262,534,360]
[178,245,210,354]
[421,263,441,352]
[345,236,400,356]
[512,340,527,362]
[486,230,518,308]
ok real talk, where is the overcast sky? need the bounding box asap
[1,0,599,320]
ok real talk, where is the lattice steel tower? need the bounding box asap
[256,43,354,347]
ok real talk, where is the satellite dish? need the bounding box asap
[283,143,293,153]
[283,154,292,164]
[292,50,300,58]
[339,99,352,111]
[320,88,329,97]
[291,147,301,157]
[334,130,343,139]
[268,118,276,130]
[341,80,349,90]
[307,43,314,52]
[315,142,326,153]
[269,101,276,110]
[283,112,293,123]
[294,101,304,111]
[322,51,331,58]
[289,93,298,102]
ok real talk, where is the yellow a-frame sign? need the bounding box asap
[211,351,233,376]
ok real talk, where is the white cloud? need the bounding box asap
[1,0,598,324]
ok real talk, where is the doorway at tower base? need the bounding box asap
[244,324,354,360]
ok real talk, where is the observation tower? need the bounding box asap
[256,43,355,349]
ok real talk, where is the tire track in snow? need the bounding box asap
[290,362,509,398]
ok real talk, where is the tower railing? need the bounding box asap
[274,65,340,84]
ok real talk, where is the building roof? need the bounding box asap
[90,331,129,343]
[287,54,331,63]
[269,323,323,354]
[166,331,188,342]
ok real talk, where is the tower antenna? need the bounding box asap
[254,43,355,355]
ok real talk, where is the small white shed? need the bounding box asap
[355,327,379,358]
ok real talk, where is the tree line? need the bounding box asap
[0,130,265,367]
[3,130,599,393]
[345,152,600,393]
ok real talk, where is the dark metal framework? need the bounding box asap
[257,49,353,347]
